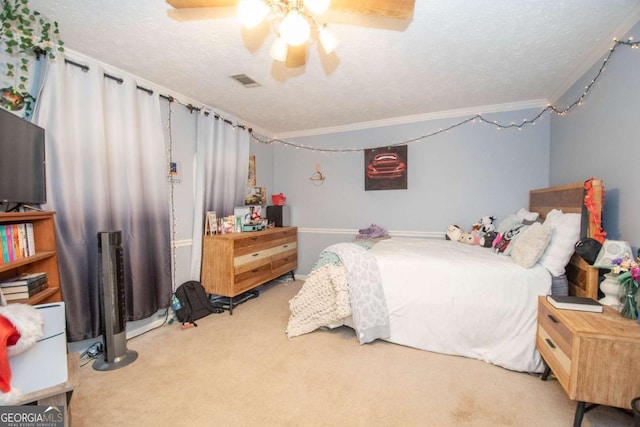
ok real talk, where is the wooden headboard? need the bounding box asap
[529,179,604,300]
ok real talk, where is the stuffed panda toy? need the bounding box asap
[478,216,496,234]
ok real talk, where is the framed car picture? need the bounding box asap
[364,145,408,191]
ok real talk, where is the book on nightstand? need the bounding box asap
[546,295,603,312]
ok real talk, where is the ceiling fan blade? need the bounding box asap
[285,45,307,68]
[166,0,238,8]
[328,0,415,20]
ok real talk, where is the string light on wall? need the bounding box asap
[166,99,178,292]
[250,36,640,152]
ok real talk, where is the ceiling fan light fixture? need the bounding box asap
[279,10,311,46]
[270,36,288,62]
[304,0,330,15]
[319,26,338,54]
[238,0,270,29]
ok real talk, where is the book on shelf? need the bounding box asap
[546,295,603,313]
[0,222,36,264]
[1,280,49,301]
[0,226,7,263]
[0,272,48,292]
[25,223,35,256]
[4,224,15,262]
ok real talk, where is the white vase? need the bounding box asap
[599,272,622,309]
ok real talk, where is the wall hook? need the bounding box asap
[309,163,325,185]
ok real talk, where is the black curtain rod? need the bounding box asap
[65,59,154,96]
[63,58,249,131]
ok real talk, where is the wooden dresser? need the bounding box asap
[201,227,297,313]
[536,295,640,425]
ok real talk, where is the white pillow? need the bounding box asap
[511,223,552,268]
[537,210,581,276]
[516,208,540,223]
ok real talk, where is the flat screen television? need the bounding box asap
[0,108,46,207]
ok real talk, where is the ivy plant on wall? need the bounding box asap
[0,0,64,116]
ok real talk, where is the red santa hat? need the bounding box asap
[0,304,44,405]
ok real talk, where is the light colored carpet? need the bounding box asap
[70,280,634,426]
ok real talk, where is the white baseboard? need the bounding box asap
[68,310,170,355]
[125,310,169,339]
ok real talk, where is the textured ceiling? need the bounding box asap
[26,0,640,136]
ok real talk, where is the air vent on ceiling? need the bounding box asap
[230,74,261,88]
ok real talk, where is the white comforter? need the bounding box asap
[369,238,551,373]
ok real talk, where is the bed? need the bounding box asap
[286,179,604,373]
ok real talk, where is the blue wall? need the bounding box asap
[550,21,640,255]
[252,108,551,274]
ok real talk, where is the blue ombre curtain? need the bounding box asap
[33,54,171,341]
[189,111,249,279]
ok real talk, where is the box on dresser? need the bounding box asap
[266,205,290,227]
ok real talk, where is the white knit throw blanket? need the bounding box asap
[286,243,390,344]
[286,263,351,339]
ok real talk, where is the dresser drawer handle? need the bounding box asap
[545,338,556,350]
[252,253,259,257]
[283,244,289,248]
[547,314,559,324]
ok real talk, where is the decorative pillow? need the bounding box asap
[537,210,581,276]
[496,214,523,234]
[494,224,528,255]
[592,240,634,269]
[511,223,552,268]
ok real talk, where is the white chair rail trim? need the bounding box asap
[171,229,445,248]
[298,227,443,239]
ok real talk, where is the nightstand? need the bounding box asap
[536,296,640,426]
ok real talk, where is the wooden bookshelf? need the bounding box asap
[0,211,62,304]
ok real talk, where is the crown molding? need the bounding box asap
[273,99,549,139]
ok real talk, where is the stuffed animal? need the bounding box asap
[494,224,526,254]
[478,216,496,234]
[446,225,463,241]
[480,231,498,248]
[460,231,481,245]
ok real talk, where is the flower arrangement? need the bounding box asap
[611,253,640,319]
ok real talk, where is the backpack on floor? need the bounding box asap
[173,280,223,326]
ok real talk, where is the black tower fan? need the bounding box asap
[93,231,138,371]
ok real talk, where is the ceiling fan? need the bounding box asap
[166,0,415,68]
